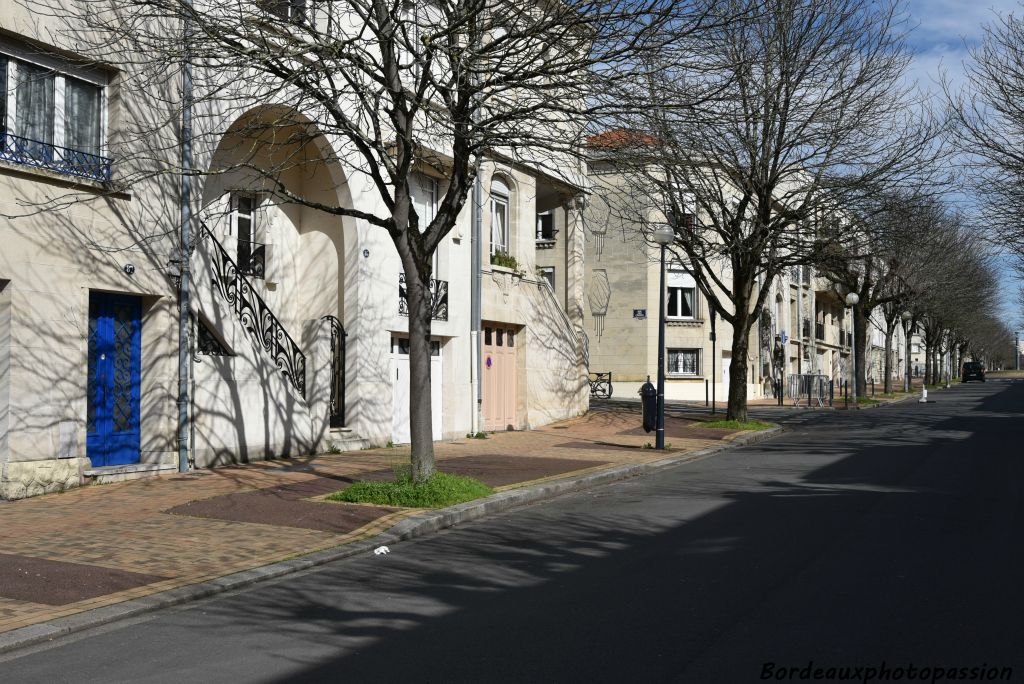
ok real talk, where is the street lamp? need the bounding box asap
[901,311,913,393]
[653,224,675,450]
[846,292,859,407]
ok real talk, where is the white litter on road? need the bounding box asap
[374,545,390,556]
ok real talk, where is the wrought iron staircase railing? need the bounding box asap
[201,222,306,397]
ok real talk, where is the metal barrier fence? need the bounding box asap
[788,374,831,407]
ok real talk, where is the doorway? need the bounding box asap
[482,324,518,431]
[86,292,142,467]
[391,337,443,444]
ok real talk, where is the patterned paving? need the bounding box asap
[0,411,737,634]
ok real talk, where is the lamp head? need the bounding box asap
[901,311,912,321]
[652,224,675,246]
[845,292,860,306]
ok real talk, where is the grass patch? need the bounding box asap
[700,419,773,431]
[857,397,881,404]
[328,470,493,508]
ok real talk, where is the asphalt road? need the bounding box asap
[4,380,1023,683]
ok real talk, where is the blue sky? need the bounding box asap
[904,0,1019,89]
[904,0,1022,324]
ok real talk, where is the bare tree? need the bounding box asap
[600,0,942,420]
[910,214,1000,385]
[814,194,950,396]
[951,8,1024,271]
[35,0,672,480]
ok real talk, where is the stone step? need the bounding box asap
[83,463,178,485]
[326,429,370,453]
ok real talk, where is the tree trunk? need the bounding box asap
[854,303,869,397]
[924,342,932,385]
[883,320,896,394]
[404,269,437,482]
[726,324,751,422]
[726,281,754,422]
[393,183,437,483]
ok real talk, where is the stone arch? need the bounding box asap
[200,105,356,324]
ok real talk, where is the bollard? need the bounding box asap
[919,387,928,403]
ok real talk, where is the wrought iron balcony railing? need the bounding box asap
[398,273,449,321]
[0,132,112,182]
[535,214,557,248]
[201,223,306,397]
[237,240,267,280]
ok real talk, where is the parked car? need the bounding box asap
[961,361,986,383]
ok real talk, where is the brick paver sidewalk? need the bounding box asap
[0,407,742,636]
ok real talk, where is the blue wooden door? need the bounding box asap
[86,293,142,467]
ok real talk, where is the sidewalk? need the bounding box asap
[0,406,772,648]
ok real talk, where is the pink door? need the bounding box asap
[482,324,517,431]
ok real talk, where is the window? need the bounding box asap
[668,349,701,376]
[265,0,307,23]
[0,51,109,181]
[392,336,440,356]
[15,62,54,151]
[65,76,102,157]
[536,212,556,243]
[232,193,266,279]
[666,270,697,319]
[490,178,510,255]
[539,266,555,291]
[411,173,441,276]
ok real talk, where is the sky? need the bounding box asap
[903,0,1023,325]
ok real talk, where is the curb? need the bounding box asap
[0,425,783,655]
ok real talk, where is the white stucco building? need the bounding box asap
[0,3,588,498]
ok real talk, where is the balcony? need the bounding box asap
[398,273,449,321]
[535,214,557,249]
[1,132,112,183]
[237,241,267,280]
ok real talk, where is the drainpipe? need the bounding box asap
[177,2,193,473]
[470,164,483,434]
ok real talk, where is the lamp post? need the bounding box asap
[653,225,675,450]
[901,311,913,393]
[846,292,860,407]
